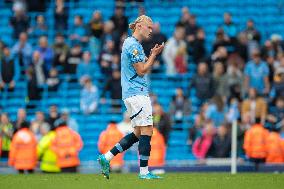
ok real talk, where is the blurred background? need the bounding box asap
[0,0,284,174]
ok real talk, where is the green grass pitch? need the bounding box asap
[1,173,284,189]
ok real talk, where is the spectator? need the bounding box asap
[187,28,206,64]
[185,14,200,42]
[54,0,68,32]
[30,50,46,86]
[212,28,232,54]
[205,95,227,127]
[220,13,237,43]
[13,108,28,133]
[153,103,171,145]
[101,70,122,111]
[98,122,124,172]
[26,51,44,101]
[46,68,60,91]
[244,49,270,95]
[223,63,244,100]
[243,117,269,171]
[267,97,284,128]
[176,6,190,27]
[29,15,48,41]
[207,124,231,158]
[100,21,115,60]
[10,2,30,39]
[37,124,61,173]
[77,51,93,83]
[0,113,14,158]
[241,88,267,124]
[261,40,276,60]
[169,88,191,124]
[69,15,89,46]
[31,111,50,141]
[0,47,20,91]
[273,68,284,98]
[265,124,284,164]
[51,119,83,173]
[60,109,79,133]
[36,36,54,75]
[89,11,104,39]
[212,62,226,97]
[52,33,69,68]
[80,78,99,115]
[174,43,188,74]
[191,62,215,103]
[192,121,215,160]
[243,19,261,57]
[47,105,60,129]
[110,5,128,45]
[236,32,249,62]
[9,121,37,174]
[211,46,229,68]
[11,32,32,68]
[188,114,206,146]
[64,44,82,75]
[99,39,117,76]
[162,25,186,75]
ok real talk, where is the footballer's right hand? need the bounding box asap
[151,42,164,56]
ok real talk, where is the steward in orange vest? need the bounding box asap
[8,121,37,174]
[98,122,124,172]
[265,124,284,163]
[149,127,166,167]
[244,118,269,171]
[51,119,83,173]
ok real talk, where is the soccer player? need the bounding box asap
[98,15,164,180]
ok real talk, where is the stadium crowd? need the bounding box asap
[1,0,284,173]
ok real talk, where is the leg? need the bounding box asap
[18,170,24,174]
[104,127,140,161]
[138,125,162,179]
[138,125,153,175]
[98,128,139,179]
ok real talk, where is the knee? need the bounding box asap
[140,125,153,136]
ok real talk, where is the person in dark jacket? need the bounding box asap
[101,70,122,111]
[0,47,20,91]
[207,124,231,158]
[191,62,215,103]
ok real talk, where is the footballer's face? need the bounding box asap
[139,20,153,40]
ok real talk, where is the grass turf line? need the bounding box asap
[0,173,284,189]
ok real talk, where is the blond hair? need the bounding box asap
[129,15,152,32]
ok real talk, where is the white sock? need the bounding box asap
[140,166,149,175]
[104,151,114,161]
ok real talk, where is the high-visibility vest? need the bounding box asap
[266,132,284,163]
[149,128,166,167]
[8,128,37,170]
[98,123,124,167]
[244,124,269,159]
[51,126,83,168]
[37,131,61,172]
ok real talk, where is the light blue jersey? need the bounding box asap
[121,36,149,100]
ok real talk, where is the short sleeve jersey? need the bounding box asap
[121,36,149,100]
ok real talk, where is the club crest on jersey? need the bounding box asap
[133,49,139,56]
